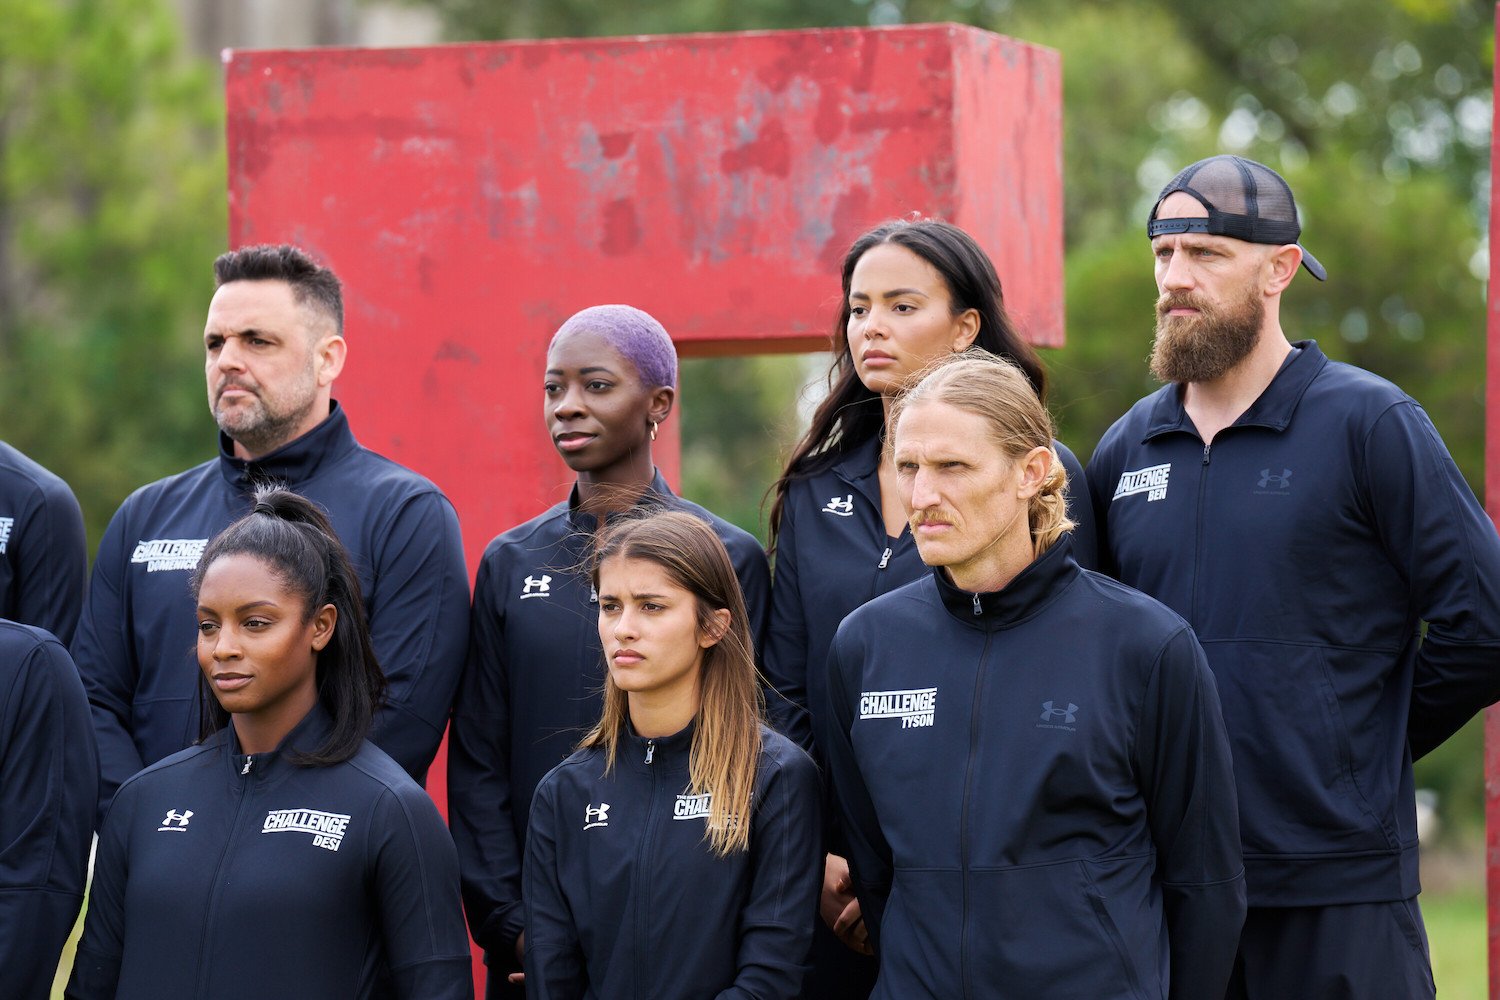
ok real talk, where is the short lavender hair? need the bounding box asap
[550,305,678,389]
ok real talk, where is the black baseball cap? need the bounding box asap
[1147,155,1326,281]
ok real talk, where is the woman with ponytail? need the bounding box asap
[68,488,472,1000]
[819,351,1246,999]
[522,510,820,1000]
[763,219,1096,992]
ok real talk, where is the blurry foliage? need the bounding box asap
[1,0,226,545]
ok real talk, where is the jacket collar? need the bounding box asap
[217,400,358,492]
[1143,340,1327,442]
[565,469,677,533]
[933,535,1081,628]
[622,716,695,773]
[831,435,884,513]
[223,702,336,781]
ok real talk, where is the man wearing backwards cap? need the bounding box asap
[1087,154,1500,998]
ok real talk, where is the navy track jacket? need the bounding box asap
[0,621,97,1000]
[66,705,473,1000]
[523,722,821,999]
[766,435,1096,752]
[1087,340,1500,907]
[821,539,1246,1000]
[448,472,770,960]
[71,402,470,814]
[0,441,87,644]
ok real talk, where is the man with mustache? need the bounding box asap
[72,244,469,818]
[1087,154,1500,998]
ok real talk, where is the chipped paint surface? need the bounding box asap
[224,22,1062,559]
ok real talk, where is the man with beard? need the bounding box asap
[73,244,469,818]
[1086,154,1500,998]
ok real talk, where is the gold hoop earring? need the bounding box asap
[649,421,658,442]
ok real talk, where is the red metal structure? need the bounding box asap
[224,24,1062,991]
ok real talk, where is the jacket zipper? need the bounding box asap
[877,546,892,570]
[196,756,255,997]
[1194,442,1212,624]
[958,628,995,1000]
[634,745,660,1000]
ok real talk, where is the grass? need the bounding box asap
[1425,886,1487,999]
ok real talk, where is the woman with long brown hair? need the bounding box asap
[521,510,821,999]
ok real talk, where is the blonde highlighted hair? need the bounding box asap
[891,350,1075,557]
[581,511,763,855]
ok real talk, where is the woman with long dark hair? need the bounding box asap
[67,488,472,1000]
[522,510,820,998]
[763,219,1096,992]
[447,304,771,995]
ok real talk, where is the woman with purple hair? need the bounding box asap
[446,304,771,997]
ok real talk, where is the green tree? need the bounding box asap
[1,0,225,546]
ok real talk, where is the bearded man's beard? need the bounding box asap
[1149,285,1264,384]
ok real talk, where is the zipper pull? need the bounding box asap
[589,584,598,604]
[972,593,982,617]
[241,755,254,776]
[644,740,655,765]
[1202,443,1212,465]
[877,547,892,570]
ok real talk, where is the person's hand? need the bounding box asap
[833,895,873,956]
[507,932,526,984]
[820,854,873,955]
[819,853,855,929]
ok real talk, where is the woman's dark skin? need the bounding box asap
[544,326,674,519]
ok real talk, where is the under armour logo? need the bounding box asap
[584,803,610,830]
[157,809,194,832]
[1039,701,1078,725]
[521,573,552,599]
[822,494,854,517]
[1258,468,1292,490]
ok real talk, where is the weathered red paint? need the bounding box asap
[224,25,1062,992]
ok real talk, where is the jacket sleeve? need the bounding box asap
[1054,439,1098,572]
[446,552,527,956]
[12,478,87,646]
[0,633,97,1000]
[522,777,587,1000]
[365,491,470,783]
[65,782,134,999]
[762,498,814,751]
[1361,402,1500,760]
[70,502,147,820]
[818,626,894,951]
[717,748,822,1000]
[1084,435,1122,580]
[1133,625,1246,1000]
[373,784,475,1000]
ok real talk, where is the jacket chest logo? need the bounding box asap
[0,516,12,554]
[859,687,937,729]
[1037,700,1079,731]
[520,573,552,599]
[673,793,712,821]
[157,808,194,832]
[131,537,208,573]
[821,494,854,517]
[1256,468,1292,494]
[262,808,353,852]
[584,802,610,830]
[1113,464,1171,503]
